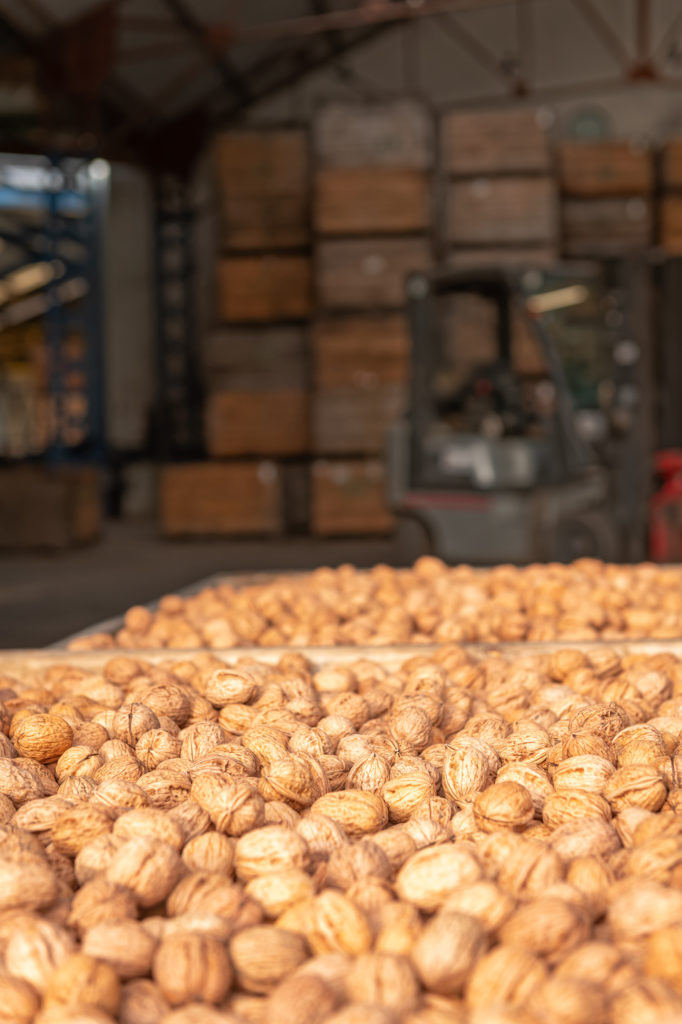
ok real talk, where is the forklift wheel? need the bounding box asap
[394,515,433,567]
[550,512,618,564]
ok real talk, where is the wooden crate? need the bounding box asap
[205,390,309,457]
[661,196,682,254]
[440,107,551,176]
[212,130,308,195]
[316,237,432,310]
[159,462,282,537]
[312,314,409,389]
[0,466,100,549]
[202,326,307,392]
[562,197,652,256]
[314,100,433,169]
[218,194,309,251]
[446,177,558,245]
[217,256,312,322]
[312,382,406,455]
[558,141,652,196]
[314,169,430,235]
[662,140,682,190]
[311,459,394,535]
[447,246,558,269]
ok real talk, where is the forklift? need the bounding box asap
[388,263,651,564]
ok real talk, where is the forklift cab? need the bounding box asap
[388,263,648,564]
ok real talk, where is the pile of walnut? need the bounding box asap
[4,644,682,1022]
[69,559,682,651]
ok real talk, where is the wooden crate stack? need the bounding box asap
[660,140,682,255]
[440,107,558,269]
[310,101,433,536]
[162,130,312,538]
[558,140,653,257]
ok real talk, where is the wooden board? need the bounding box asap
[562,196,652,256]
[219,194,309,251]
[311,458,395,535]
[205,390,309,457]
[558,141,653,196]
[446,177,558,245]
[314,100,433,169]
[312,382,407,455]
[314,168,430,235]
[662,139,682,190]
[312,314,409,389]
[440,107,551,175]
[202,326,307,393]
[447,246,558,270]
[660,196,682,254]
[316,237,432,310]
[159,462,283,537]
[212,130,308,195]
[0,466,100,550]
[217,256,312,323]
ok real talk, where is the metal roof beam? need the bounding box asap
[160,0,249,104]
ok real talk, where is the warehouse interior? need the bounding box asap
[2,0,682,646]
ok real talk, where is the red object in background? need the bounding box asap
[650,450,682,562]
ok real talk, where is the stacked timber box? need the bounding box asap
[660,140,682,254]
[558,140,653,256]
[440,107,558,269]
[310,101,433,535]
[438,107,554,385]
[174,129,313,537]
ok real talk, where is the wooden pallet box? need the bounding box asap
[205,390,309,457]
[314,168,430,235]
[312,381,406,455]
[0,466,100,549]
[217,256,312,322]
[314,100,433,169]
[202,326,307,392]
[311,458,394,535]
[562,197,652,256]
[440,107,551,176]
[662,139,682,190]
[212,130,308,195]
[312,314,409,389]
[558,141,652,196]
[316,237,432,310]
[218,194,309,251]
[446,177,558,245]
[661,196,682,254]
[159,462,282,537]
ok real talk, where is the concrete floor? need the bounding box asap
[0,521,401,649]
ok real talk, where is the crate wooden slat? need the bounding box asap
[217,256,312,322]
[314,168,430,235]
[314,100,433,169]
[312,382,407,455]
[662,139,682,190]
[219,194,309,251]
[205,390,309,458]
[660,196,682,254]
[311,458,394,535]
[562,197,652,257]
[212,130,308,195]
[313,314,409,389]
[558,141,653,197]
[159,462,283,537]
[446,177,558,245]
[316,237,432,310]
[440,108,551,176]
[202,326,308,393]
[447,246,558,270]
